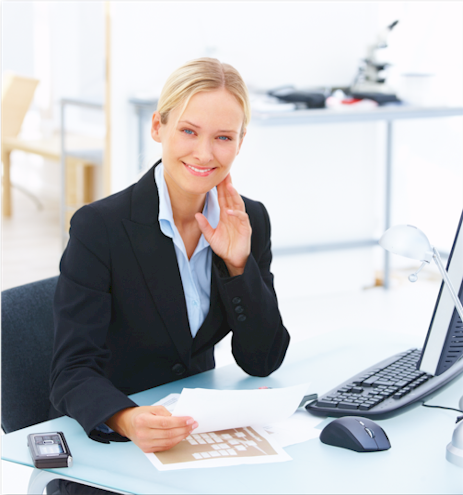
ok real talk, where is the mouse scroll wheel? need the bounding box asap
[364,427,375,438]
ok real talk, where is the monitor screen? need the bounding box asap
[418,210,463,376]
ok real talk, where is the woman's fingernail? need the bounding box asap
[186,419,194,425]
[191,422,199,429]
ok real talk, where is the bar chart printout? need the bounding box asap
[146,425,291,471]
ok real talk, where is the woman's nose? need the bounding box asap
[193,137,213,164]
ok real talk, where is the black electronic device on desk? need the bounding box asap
[307,210,463,420]
[27,432,72,468]
[268,86,326,109]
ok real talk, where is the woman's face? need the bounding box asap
[151,88,246,199]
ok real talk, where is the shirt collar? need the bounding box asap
[154,162,220,243]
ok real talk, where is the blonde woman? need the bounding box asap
[50,58,290,462]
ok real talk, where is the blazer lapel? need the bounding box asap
[122,162,193,367]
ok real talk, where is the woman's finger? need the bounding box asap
[133,406,195,430]
[195,212,215,243]
[217,175,236,210]
[225,182,245,211]
[144,429,195,453]
[226,209,250,227]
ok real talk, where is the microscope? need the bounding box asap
[350,20,400,101]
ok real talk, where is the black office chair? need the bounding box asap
[2,276,116,495]
[1,276,58,433]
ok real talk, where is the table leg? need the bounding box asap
[27,468,133,495]
[28,469,59,494]
[137,106,143,173]
[2,150,12,216]
[83,163,95,203]
[384,120,393,289]
[60,102,67,250]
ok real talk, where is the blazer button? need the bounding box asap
[237,314,247,322]
[172,363,186,376]
[232,297,241,304]
[234,305,244,314]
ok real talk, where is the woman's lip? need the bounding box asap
[183,162,216,177]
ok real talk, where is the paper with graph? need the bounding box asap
[144,384,308,470]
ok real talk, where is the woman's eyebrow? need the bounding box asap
[179,120,200,128]
[179,120,238,134]
[218,129,238,134]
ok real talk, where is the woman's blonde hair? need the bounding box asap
[157,58,251,137]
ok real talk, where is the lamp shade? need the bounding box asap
[379,225,433,262]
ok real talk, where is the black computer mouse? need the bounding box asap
[320,416,391,452]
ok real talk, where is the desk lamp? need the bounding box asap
[379,224,463,468]
[379,224,463,323]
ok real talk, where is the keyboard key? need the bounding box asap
[362,377,378,386]
[374,380,395,387]
[338,402,359,410]
[316,400,338,408]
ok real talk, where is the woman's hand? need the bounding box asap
[195,174,252,276]
[106,406,198,453]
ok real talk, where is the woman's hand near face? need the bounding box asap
[195,174,252,276]
[106,406,198,453]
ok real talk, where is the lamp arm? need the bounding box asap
[432,247,463,323]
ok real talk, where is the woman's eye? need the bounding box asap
[183,129,194,135]
[218,136,231,141]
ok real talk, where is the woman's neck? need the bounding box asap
[171,193,206,229]
[163,172,206,259]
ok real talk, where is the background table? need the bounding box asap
[2,328,462,494]
[128,101,463,289]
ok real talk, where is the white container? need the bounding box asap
[398,73,436,106]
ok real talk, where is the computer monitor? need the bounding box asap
[418,209,463,376]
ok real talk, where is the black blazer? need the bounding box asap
[50,161,290,436]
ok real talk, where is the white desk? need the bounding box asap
[2,328,462,494]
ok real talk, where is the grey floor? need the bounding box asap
[1,154,443,494]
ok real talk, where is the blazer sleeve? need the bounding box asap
[49,205,137,436]
[212,200,290,377]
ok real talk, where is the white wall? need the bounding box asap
[110,1,381,189]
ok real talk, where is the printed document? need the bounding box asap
[144,384,317,471]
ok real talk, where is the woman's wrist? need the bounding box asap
[224,257,248,277]
[106,407,136,437]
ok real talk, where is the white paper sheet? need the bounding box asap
[263,410,323,447]
[172,383,309,434]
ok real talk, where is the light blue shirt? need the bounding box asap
[154,163,220,338]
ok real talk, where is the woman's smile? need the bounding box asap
[183,162,216,177]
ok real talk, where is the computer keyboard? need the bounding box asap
[306,348,463,420]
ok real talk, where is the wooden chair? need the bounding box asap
[1,73,104,236]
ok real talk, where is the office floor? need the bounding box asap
[1,154,443,494]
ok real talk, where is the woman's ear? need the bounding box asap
[151,111,162,143]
